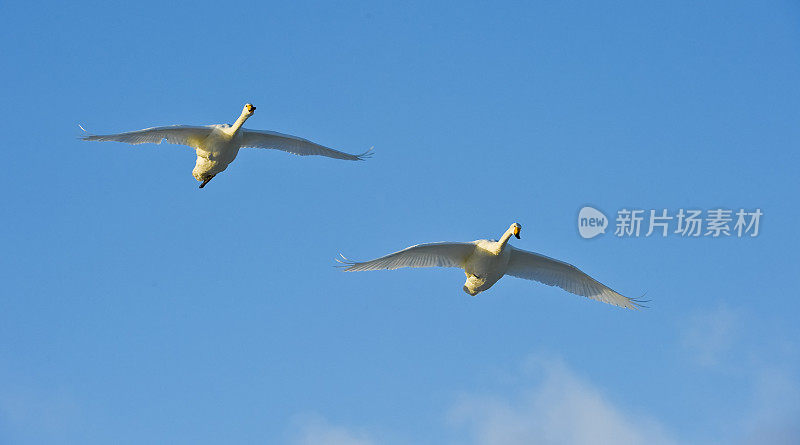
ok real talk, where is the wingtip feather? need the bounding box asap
[355,146,374,160]
[627,292,650,309]
[77,124,95,140]
[335,253,357,270]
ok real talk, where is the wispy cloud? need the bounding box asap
[289,358,676,445]
[291,324,799,445]
[739,365,800,445]
[448,357,676,445]
[679,304,800,444]
[0,383,82,444]
[681,304,739,367]
[292,415,375,445]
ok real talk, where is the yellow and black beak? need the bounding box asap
[514,225,521,239]
[247,104,256,113]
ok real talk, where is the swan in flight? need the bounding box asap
[339,223,643,309]
[81,104,372,188]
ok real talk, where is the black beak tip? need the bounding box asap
[514,233,520,239]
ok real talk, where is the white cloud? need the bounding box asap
[292,334,799,445]
[292,416,375,445]
[448,358,676,445]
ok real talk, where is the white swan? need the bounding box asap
[81,104,372,188]
[339,223,643,309]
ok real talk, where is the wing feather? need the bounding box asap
[506,247,642,309]
[81,125,213,149]
[339,242,475,271]
[240,129,372,160]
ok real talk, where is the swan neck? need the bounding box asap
[230,112,251,134]
[498,228,514,248]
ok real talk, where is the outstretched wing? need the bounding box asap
[505,247,643,309]
[81,125,214,149]
[339,242,476,271]
[240,129,372,161]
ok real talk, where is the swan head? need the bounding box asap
[243,103,256,117]
[511,222,522,239]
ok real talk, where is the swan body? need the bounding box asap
[81,104,371,188]
[340,223,643,309]
[462,238,513,295]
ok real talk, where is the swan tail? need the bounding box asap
[462,285,480,296]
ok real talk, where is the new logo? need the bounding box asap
[578,206,608,239]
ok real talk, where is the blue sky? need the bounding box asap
[1,1,799,443]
